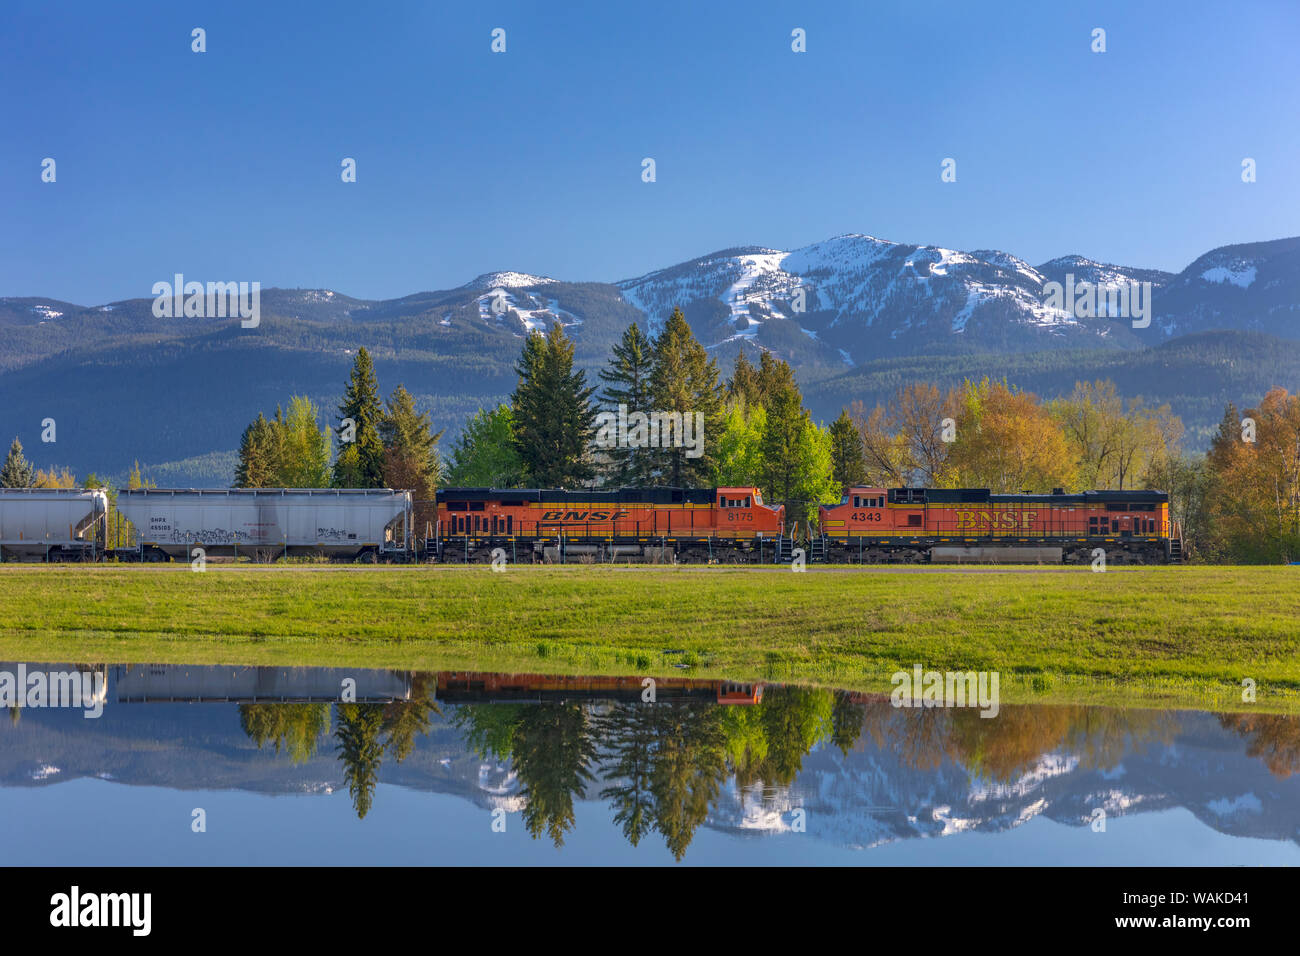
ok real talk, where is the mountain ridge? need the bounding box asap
[2,232,1298,484]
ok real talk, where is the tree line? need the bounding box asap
[5,301,1298,561]
[444,307,840,525]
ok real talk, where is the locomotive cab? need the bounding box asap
[715,486,784,534]
[821,486,889,534]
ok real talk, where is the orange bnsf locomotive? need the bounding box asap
[817,487,1183,564]
[431,485,785,563]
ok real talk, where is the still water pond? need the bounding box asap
[1,663,1298,865]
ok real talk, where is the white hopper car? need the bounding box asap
[0,488,108,561]
[114,488,413,561]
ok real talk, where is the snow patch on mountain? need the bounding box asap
[464,271,559,291]
[1201,265,1257,288]
[475,288,580,333]
[1207,793,1263,817]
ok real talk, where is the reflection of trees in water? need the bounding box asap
[243,678,1296,856]
[606,703,728,861]
[237,674,440,820]
[593,704,657,847]
[727,688,834,791]
[335,703,386,820]
[334,674,440,819]
[455,702,597,847]
[859,699,1180,783]
[513,704,598,847]
[239,703,331,764]
[1219,714,1300,778]
[454,689,839,858]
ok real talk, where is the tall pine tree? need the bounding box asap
[235,414,276,487]
[380,384,443,533]
[333,347,386,488]
[648,307,723,487]
[726,351,762,407]
[828,409,866,491]
[511,323,597,487]
[598,321,656,486]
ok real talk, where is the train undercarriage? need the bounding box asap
[429,534,781,565]
[818,536,1177,565]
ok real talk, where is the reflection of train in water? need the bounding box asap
[98,665,762,706]
[0,482,1183,564]
[434,672,764,705]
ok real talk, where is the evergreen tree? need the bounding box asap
[828,409,867,491]
[445,405,523,487]
[235,413,275,487]
[0,438,35,488]
[648,307,724,487]
[598,322,656,486]
[759,379,806,502]
[758,378,839,527]
[380,384,443,534]
[726,351,762,407]
[332,347,386,488]
[754,352,797,407]
[511,324,597,487]
[379,385,442,494]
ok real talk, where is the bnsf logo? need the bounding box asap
[540,510,631,521]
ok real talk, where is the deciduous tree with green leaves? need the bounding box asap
[445,405,523,487]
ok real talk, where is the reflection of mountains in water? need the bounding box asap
[706,720,1298,850]
[1,664,1297,851]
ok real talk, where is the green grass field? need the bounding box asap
[0,564,1296,712]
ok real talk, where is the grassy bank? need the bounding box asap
[0,564,1297,712]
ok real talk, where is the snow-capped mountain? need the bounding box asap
[612,234,1300,366]
[617,235,1125,366]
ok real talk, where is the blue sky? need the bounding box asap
[3,0,1298,305]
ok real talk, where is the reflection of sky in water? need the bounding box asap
[1,664,1299,865]
[2,781,1298,866]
